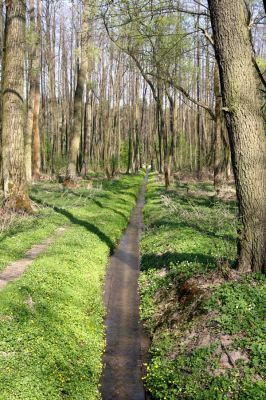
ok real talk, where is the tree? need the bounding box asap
[65,0,90,183]
[2,0,32,212]
[208,0,266,273]
[25,0,37,183]
[32,0,42,181]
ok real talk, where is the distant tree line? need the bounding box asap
[0,0,265,272]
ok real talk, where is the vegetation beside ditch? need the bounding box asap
[0,174,143,399]
[140,177,266,399]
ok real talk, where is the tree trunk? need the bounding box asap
[32,0,41,181]
[65,2,89,183]
[196,9,202,180]
[81,85,92,177]
[24,0,35,183]
[0,0,4,186]
[208,0,266,273]
[2,0,32,212]
[213,64,223,189]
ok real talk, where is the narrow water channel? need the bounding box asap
[101,174,148,400]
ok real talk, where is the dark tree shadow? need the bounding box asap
[91,198,128,222]
[30,196,115,253]
[148,218,236,243]
[65,190,128,222]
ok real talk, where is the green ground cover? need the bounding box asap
[0,173,143,399]
[140,176,266,399]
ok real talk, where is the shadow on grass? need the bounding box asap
[115,190,138,201]
[31,196,115,253]
[65,190,128,222]
[141,251,218,272]
[90,198,128,222]
[148,217,236,243]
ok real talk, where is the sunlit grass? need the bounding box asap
[140,177,266,400]
[0,173,143,399]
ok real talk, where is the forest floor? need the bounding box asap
[0,173,265,400]
[0,173,143,399]
[140,175,266,399]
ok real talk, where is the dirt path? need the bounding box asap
[0,227,66,291]
[101,175,148,400]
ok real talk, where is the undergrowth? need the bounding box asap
[0,173,143,399]
[140,176,266,399]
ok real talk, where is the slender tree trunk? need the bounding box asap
[65,2,89,182]
[32,88,41,181]
[196,9,202,180]
[24,0,36,183]
[157,83,169,187]
[134,73,140,173]
[32,0,41,181]
[208,0,266,273]
[166,89,176,176]
[213,64,223,189]
[81,85,92,177]
[2,0,32,212]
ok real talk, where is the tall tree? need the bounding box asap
[32,0,42,181]
[65,0,90,183]
[2,0,32,212]
[208,0,266,273]
[24,0,36,182]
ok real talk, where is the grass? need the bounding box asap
[0,173,143,399]
[140,176,266,399]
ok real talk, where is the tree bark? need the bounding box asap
[208,0,266,273]
[65,1,89,182]
[24,0,36,183]
[196,9,202,180]
[213,64,223,189]
[32,0,41,181]
[2,0,32,212]
[0,0,4,186]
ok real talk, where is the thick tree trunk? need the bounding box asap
[2,0,32,212]
[0,0,4,186]
[208,0,266,273]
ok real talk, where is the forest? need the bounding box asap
[0,0,265,399]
